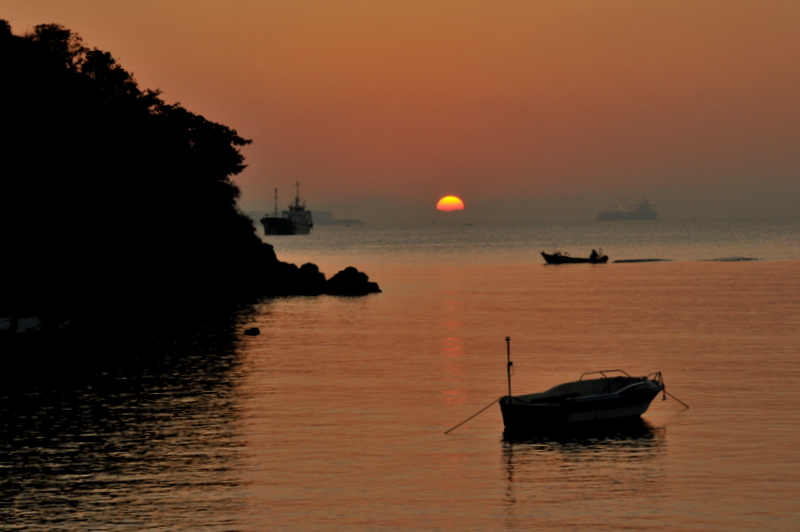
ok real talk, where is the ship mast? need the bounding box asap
[274,188,279,217]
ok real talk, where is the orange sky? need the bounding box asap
[5,1,800,221]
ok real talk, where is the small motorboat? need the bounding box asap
[500,370,665,432]
[541,250,608,264]
[498,338,664,433]
[443,339,681,437]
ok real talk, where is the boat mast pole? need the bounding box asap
[506,336,512,398]
[274,188,278,217]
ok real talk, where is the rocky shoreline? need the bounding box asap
[0,21,380,331]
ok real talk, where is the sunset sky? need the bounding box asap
[5,1,800,222]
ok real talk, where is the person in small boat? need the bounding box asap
[590,249,599,260]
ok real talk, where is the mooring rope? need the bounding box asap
[444,397,502,435]
[661,375,690,410]
[664,389,690,410]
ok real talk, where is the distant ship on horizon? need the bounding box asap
[597,199,658,221]
[261,183,314,235]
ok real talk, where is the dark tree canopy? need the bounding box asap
[0,22,278,324]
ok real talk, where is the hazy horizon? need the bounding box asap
[5,1,800,223]
[249,199,799,226]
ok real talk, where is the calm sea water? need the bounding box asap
[2,218,799,531]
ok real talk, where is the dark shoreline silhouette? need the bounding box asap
[0,21,379,339]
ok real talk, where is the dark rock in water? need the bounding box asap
[298,262,327,294]
[324,266,382,296]
[258,261,380,297]
[259,260,327,296]
[243,327,260,336]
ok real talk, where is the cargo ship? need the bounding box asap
[597,199,657,221]
[261,183,313,235]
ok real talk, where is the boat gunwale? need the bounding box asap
[507,371,664,405]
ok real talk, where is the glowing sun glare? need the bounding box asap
[436,196,465,212]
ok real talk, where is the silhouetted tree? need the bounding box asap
[0,21,271,325]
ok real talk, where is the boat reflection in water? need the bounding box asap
[502,415,661,444]
[501,418,667,510]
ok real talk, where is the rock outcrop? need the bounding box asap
[324,266,382,296]
[259,256,380,297]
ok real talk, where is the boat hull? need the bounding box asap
[261,217,313,236]
[261,217,295,235]
[541,252,608,264]
[499,377,663,433]
[292,222,312,235]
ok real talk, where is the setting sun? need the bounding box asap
[436,196,465,212]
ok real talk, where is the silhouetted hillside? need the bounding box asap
[0,21,378,330]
